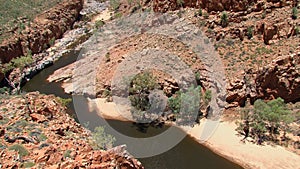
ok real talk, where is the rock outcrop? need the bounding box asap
[0,92,144,168]
[0,0,84,64]
[226,53,300,106]
[152,0,261,13]
[255,53,300,102]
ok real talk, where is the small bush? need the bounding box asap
[105,53,110,62]
[0,117,9,125]
[198,8,203,16]
[95,20,105,29]
[38,133,48,142]
[8,144,29,157]
[110,0,120,11]
[114,12,122,18]
[63,150,72,159]
[0,87,9,94]
[0,142,7,149]
[176,0,184,7]
[203,12,209,19]
[292,7,298,19]
[22,161,35,168]
[14,119,29,128]
[204,90,212,105]
[295,26,300,35]
[262,11,266,19]
[102,89,112,98]
[57,97,72,107]
[129,72,158,111]
[49,37,55,46]
[92,126,116,150]
[38,143,50,149]
[247,26,253,39]
[221,11,228,27]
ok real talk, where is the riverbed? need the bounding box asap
[22,51,243,169]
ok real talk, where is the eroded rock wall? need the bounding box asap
[0,0,83,64]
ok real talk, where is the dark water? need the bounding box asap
[22,51,243,169]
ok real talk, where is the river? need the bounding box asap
[22,51,243,169]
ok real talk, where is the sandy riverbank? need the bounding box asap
[92,98,300,169]
[186,120,300,169]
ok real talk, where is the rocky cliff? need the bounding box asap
[0,0,83,64]
[0,92,144,168]
[152,0,296,12]
[226,52,300,106]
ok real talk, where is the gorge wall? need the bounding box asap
[0,0,84,64]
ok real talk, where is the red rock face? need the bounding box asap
[152,0,258,13]
[226,53,300,107]
[0,0,84,64]
[255,54,300,103]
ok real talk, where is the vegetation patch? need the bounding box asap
[21,161,35,168]
[8,144,29,157]
[237,98,295,144]
[91,126,116,150]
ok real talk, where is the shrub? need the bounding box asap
[238,98,295,143]
[38,133,48,142]
[129,72,158,111]
[295,26,299,35]
[22,161,35,168]
[0,142,6,149]
[247,26,253,39]
[168,86,201,125]
[49,37,56,46]
[262,11,266,19]
[292,7,298,19]
[168,91,182,114]
[176,0,184,7]
[220,11,228,27]
[57,97,72,107]
[203,12,209,19]
[95,20,105,29]
[63,150,72,159]
[92,126,116,150]
[1,54,33,74]
[204,90,212,105]
[198,8,203,16]
[105,53,110,62]
[38,143,50,149]
[0,87,9,94]
[8,144,29,157]
[110,0,120,11]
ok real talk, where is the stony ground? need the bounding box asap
[0,92,143,168]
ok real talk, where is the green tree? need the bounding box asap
[168,86,201,126]
[129,72,158,111]
[238,98,294,144]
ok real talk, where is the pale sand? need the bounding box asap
[93,99,300,169]
[92,98,133,121]
[185,120,300,169]
[92,8,113,23]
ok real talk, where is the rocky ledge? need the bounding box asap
[0,92,143,168]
